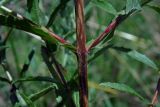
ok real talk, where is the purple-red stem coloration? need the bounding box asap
[48,30,68,44]
[74,0,88,107]
[87,15,125,51]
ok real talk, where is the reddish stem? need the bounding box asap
[48,30,69,44]
[74,0,88,107]
[87,15,125,51]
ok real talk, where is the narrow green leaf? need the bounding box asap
[89,81,118,94]
[91,0,117,15]
[46,0,70,28]
[73,91,79,107]
[102,29,115,44]
[112,46,158,70]
[126,0,141,14]
[29,0,40,24]
[0,76,10,83]
[112,46,131,52]
[13,76,57,84]
[19,93,36,107]
[29,85,55,101]
[20,48,35,77]
[0,6,76,52]
[128,50,158,70]
[27,0,34,12]
[100,82,144,100]
[88,44,113,63]
[147,5,160,15]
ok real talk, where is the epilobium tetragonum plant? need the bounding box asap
[0,0,160,107]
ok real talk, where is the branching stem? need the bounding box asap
[75,0,88,107]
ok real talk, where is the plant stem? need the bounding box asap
[87,15,127,51]
[77,53,88,107]
[74,0,88,107]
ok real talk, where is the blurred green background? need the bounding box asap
[0,0,160,107]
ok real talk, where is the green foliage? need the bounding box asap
[147,4,160,15]
[112,46,158,70]
[100,82,144,100]
[127,50,158,70]
[0,0,160,107]
[29,85,55,101]
[28,0,40,24]
[18,92,36,107]
[126,0,141,14]
[27,0,34,13]
[91,0,117,15]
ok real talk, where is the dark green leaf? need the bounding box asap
[20,48,35,77]
[128,50,158,70]
[0,6,76,52]
[112,46,158,70]
[100,82,144,100]
[29,85,55,101]
[0,76,10,83]
[147,5,160,15]
[112,46,131,52]
[102,29,115,44]
[19,93,36,107]
[141,0,152,6]
[91,0,117,15]
[41,46,63,84]
[88,44,113,63]
[13,76,57,84]
[126,0,141,14]
[27,0,34,13]
[29,0,40,24]
[46,0,70,28]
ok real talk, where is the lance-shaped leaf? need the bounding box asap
[20,48,35,77]
[27,0,34,13]
[29,85,56,101]
[46,0,70,28]
[0,6,76,52]
[91,0,117,15]
[128,50,158,70]
[28,0,40,24]
[112,46,158,70]
[88,44,113,63]
[126,0,141,14]
[100,82,144,100]
[13,76,57,84]
[0,76,10,84]
[147,4,160,15]
[19,93,36,107]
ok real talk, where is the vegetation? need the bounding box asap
[0,0,160,107]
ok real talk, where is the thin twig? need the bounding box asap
[87,15,127,51]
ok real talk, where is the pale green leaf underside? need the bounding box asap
[91,0,117,15]
[126,0,141,14]
[128,50,158,70]
[100,82,144,100]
